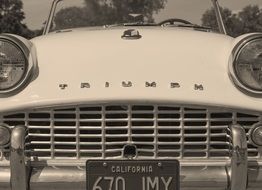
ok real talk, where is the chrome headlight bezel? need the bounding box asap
[0,34,35,95]
[229,34,262,96]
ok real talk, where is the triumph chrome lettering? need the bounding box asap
[81,82,91,88]
[58,81,205,91]
[194,84,204,91]
[170,82,180,88]
[105,82,110,88]
[122,81,133,88]
[145,82,157,88]
[59,84,68,90]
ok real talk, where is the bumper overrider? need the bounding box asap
[0,125,262,190]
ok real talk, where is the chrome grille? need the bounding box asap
[0,104,261,160]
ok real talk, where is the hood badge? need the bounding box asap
[121,29,142,40]
[58,81,205,91]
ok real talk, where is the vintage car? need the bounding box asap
[0,0,262,189]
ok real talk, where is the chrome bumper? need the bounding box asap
[0,125,261,190]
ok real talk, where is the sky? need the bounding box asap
[22,0,262,30]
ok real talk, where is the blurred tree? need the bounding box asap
[108,0,167,22]
[202,5,262,37]
[238,5,262,34]
[201,7,243,37]
[54,0,167,30]
[0,0,33,38]
[54,7,89,30]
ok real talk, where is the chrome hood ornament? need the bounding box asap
[121,29,142,40]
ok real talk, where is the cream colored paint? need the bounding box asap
[0,27,261,113]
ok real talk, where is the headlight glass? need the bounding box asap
[234,38,262,92]
[0,39,27,91]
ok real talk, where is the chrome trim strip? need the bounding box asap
[43,0,63,35]
[211,0,227,34]
[230,124,248,190]
[10,126,29,190]
[28,159,231,167]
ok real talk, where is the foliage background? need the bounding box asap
[202,5,262,37]
[53,0,167,31]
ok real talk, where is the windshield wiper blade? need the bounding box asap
[167,23,211,30]
[181,24,211,30]
[123,22,157,26]
[104,22,157,28]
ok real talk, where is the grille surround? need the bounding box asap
[0,104,261,161]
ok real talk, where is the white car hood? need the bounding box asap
[0,27,261,112]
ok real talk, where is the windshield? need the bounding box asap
[48,0,217,32]
[8,0,262,39]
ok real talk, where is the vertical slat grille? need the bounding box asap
[0,104,261,160]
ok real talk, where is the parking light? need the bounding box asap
[250,124,262,147]
[0,124,11,147]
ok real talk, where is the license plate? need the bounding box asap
[86,160,180,190]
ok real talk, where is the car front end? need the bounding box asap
[0,0,262,190]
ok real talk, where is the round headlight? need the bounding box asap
[0,35,35,95]
[250,124,262,147]
[0,38,27,91]
[231,35,262,95]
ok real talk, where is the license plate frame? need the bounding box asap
[86,160,180,190]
